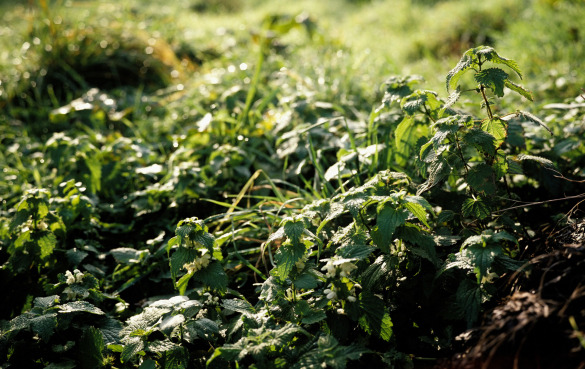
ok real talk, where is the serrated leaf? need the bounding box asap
[358,292,393,341]
[462,197,491,220]
[121,336,144,363]
[477,46,523,79]
[516,154,554,168]
[372,204,409,253]
[361,255,397,291]
[38,232,57,259]
[30,313,58,341]
[188,318,219,341]
[34,295,59,309]
[463,128,496,156]
[283,217,306,244]
[163,347,189,369]
[336,243,376,260]
[504,80,533,101]
[275,241,307,280]
[110,247,148,264]
[190,230,215,252]
[100,318,123,345]
[192,261,228,290]
[79,326,104,369]
[467,164,496,194]
[170,247,198,279]
[447,49,475,92]
[475,68,508,97]
[222,299,255,315]
[294,270,321,290]
[403,202,429,228]
[441,87,461,115]
[455,279,482,328]
[417,158,451,195]
[58,301,104,315]
[464,243,503,282]
[481,118,507,147]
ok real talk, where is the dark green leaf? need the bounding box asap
[463,128,496,156]
[30,313,58,341]
[462,197,491,220]
[79,326,104,369]
[474,68,508,97]
[371,203,408,252]
[456,279,482,328]
[193,261,228,290]
[170,247,198,279]
[467,164,496,194]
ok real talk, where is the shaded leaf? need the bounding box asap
[474,68,508,97]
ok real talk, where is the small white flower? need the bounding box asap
[65,270,75,285]
[324,284,338,300]
[73,269,84,283]
[338,262,357,278]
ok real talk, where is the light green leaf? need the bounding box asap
[446,48,475,92]
[403,202,429,228]
[504,80,533,101]
[481,118,508,147]
[58,301,105,315]
[38,232,57,260]
[121,336,144,363]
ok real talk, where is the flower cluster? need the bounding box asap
[183,251,211,274]
[64,269,84,285]
[323,282,357,302]
[320,257,357,278]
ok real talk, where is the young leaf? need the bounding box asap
[446,48,475,92]
[474,68,508,97]
[476,46,523,79]
[274,241,307,280]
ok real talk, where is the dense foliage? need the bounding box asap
[1,1,584,368]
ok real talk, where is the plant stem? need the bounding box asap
[480,85,494,120]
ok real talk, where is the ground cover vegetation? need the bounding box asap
[1,0,584,368]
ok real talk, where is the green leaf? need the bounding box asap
[417,158,451,195]
[462,197,491,220]
[403,202,429,228]
[121,336,144,363]
[464,243,503,282]
[371,203,408,253]
[193,261,228,290]
[504,80,533,101]
[336,243,376,260]
[222,299,256,315]
[58,301,105,315]
[163,347,189,369]
[282,216,306,244]
[474,68,508,97]
[294,270,321,290]
[79,327,104,369]
[358,292,393,341]
[170,247,198,279]
[516,154,554,168]
[400,90,437,115]
[187,318,220,341]
[476,46,523,79]
[455,279,482,328]
[360,255,397,291]
[110,247,148,264]
[30,313,58,341]
[467,163,496,194]
[38,232,57,259]
[463,127,496,156]
[275,241,307,280]
[446,48,475,92]
[481,118,507,147]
